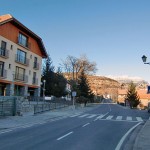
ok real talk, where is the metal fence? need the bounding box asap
[34,98,73,114]
[0,96,73,116]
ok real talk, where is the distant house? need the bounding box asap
[118,89,127,104]
[0,14,47,96]
[118,89,150,107]
[138,89,150,106]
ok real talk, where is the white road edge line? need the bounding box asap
[82,123,90,127]
[57,132,73,141]
[115,122,141,150]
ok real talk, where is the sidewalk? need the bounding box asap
[0,103,98,131]
[133,120,150,150]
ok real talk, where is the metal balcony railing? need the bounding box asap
[0,69,7,78]
[15,54,29,66]
[17,37,31,49]
[14,73,28,83]
[33,62,39,70]
[32,77,38,85]
[0,48,9,58]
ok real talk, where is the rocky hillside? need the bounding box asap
[63,73,119,101]
[87,75,119,101]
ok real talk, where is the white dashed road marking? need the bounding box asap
[116,116,123,120]
[87,114,97,118]
[126,116,132,121]
[57,132,73,141]
[106,115,113,120]
[82,123,90,127]
[136,117,143,122]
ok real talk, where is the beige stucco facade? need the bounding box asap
[0,14,47,96]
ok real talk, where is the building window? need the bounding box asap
[15,66,25,81]
[9,64,11,69]
[18,33,28,48]
[30,55,32,59]
[33,57,38,68]
[33,72,37,84]
[16,49,26,64]
[0,41,6,56]
[29,70,31,75]
[0,61,4,77]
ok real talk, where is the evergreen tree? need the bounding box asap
[125,82,140,108]
[78,70,94,99]
[52,68,67,97]
[42,57,67,97]
[42,55,55,96]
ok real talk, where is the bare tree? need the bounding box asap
[61,55,77,80]
[61,54,97,81]
[77,54,97,75]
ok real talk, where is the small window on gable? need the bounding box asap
[18,33,29,48]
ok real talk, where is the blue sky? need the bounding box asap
[1,0,150,83]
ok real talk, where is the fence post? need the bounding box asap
[2,101,4,115]
[12,97,16,116]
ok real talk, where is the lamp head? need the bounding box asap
[142,55,147,63]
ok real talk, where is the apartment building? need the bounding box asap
[0,14,47,96]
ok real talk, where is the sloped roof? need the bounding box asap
[138,89,150,99]
[0,14,48,58]
[118,89,150,99]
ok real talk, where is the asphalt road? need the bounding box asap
[0,99,149,150]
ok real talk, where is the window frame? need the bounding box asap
[17,49,27,64]
[18,32,28,48]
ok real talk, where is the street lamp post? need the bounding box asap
[43,80,46,101]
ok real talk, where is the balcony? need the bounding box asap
[32,77,38,85]
[33,62,39,70]
[17,37,31,49]
[0,69,7,78]
[0,48,9,58]
[14,73,28,83]
[15,54,29,66]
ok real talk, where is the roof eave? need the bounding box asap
[0,15,48,58]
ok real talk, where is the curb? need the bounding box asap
[133,120,149,150]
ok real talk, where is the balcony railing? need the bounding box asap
[0,48,9,58]
[0,69,7,78]
[15,54,29,66]
[14,73,28,83]
[32,77,38,85]
[33,62,39,70]
[17,37,31,49]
